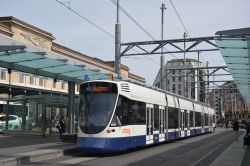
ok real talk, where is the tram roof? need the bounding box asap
[215,27,250,108]
[0,35,110,84]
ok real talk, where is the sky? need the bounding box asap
[1,0,250,85]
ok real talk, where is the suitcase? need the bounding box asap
[244,135,250,146]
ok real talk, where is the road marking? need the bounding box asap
[57,157,97,164]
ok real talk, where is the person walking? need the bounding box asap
[244,119,250,147]
[57,116,66,140]
[232,119,239,141]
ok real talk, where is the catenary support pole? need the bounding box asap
[115,0,121,79]
[68,81,75,134]
[160,3,166,90]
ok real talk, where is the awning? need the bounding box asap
[215,28,250,107]
[0,47,109,84]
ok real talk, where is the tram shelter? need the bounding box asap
[215,28,250,110]
[0,44,110,136]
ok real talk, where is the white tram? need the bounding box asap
[78,80,216,153]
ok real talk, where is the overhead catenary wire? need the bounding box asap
[55,0,115,39]
[55,0,160,65]
[110,0,180,61]
[169,0,206,63]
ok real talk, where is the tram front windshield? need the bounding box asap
[79,82,118,134]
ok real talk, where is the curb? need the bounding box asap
[0,149,64,166]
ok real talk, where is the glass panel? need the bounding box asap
[153,105,159,131]
[195,112,202,126]
[18,58,65,69]
[190,111,194,127]
[0,52,42,63]
[168,107,179,129]
[79,82,118,134]
[184,110,188,128]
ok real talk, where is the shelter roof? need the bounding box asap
[215,28,250,107]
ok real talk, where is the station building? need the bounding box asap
[0,16,145,136]
[153,59,207,103]
[208,81,248,124]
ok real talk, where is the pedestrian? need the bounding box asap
[244,119,250,147]
[57,116,66,140]
[49,119,54,136]
[232,119,239,141]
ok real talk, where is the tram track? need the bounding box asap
[190,132,235,166]
[127,130,236,166]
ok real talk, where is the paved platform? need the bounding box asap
[0,134,76,166]
[0,129,250,166]
[210,130,250,166]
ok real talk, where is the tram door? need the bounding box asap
[187,111,191,136]
[146,104,154,144]
[159,106,165,141]
[181,109,185,137]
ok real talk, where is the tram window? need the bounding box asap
[205,114,209,126]
[112,96,129,126]
[129,101,138,124]
[168,107,179,129]
[154,105,159,131]
[137,102,146,124]
[195,112,201,126]
[111,95,146,126]
[190,111,194,127]
[111,97,122,127]
[202,114,205,127]
[184,110,188,128]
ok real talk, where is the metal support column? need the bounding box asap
[68,81,75,134]
[183,32,187,97]
[115,0,121,79]
[160,3,166,90]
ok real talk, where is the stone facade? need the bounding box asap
[208,81,248,123]
[154,59,207,102]
[0,16,145,98]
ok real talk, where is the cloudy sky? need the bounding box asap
[1,0,250,84]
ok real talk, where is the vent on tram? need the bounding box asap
[120,83,130,92]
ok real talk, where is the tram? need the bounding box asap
[78,80,215,153]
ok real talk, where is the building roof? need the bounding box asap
[168,58,200,63]
[0,16,54,39]
[0,16,145,83]
[215,27,250,36]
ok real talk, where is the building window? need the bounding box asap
[53,82,56,88]
[19,73,24,83]
[172,77,175,82]
[178,84,182,90]
[62,82,65,90]
[30,76,34,85]
[172,70,175,75]
[172,84,176,93]
[178,76,182,82]
[0,70,6,80]
[39,78,43,86]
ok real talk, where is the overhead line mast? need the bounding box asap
[160,3,166,90]
[115,0,121,79]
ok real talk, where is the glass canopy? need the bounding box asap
[215,35,250,107]
[0,50,110,84]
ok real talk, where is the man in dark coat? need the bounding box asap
[57,116,66,140]
[233,119,239,141]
